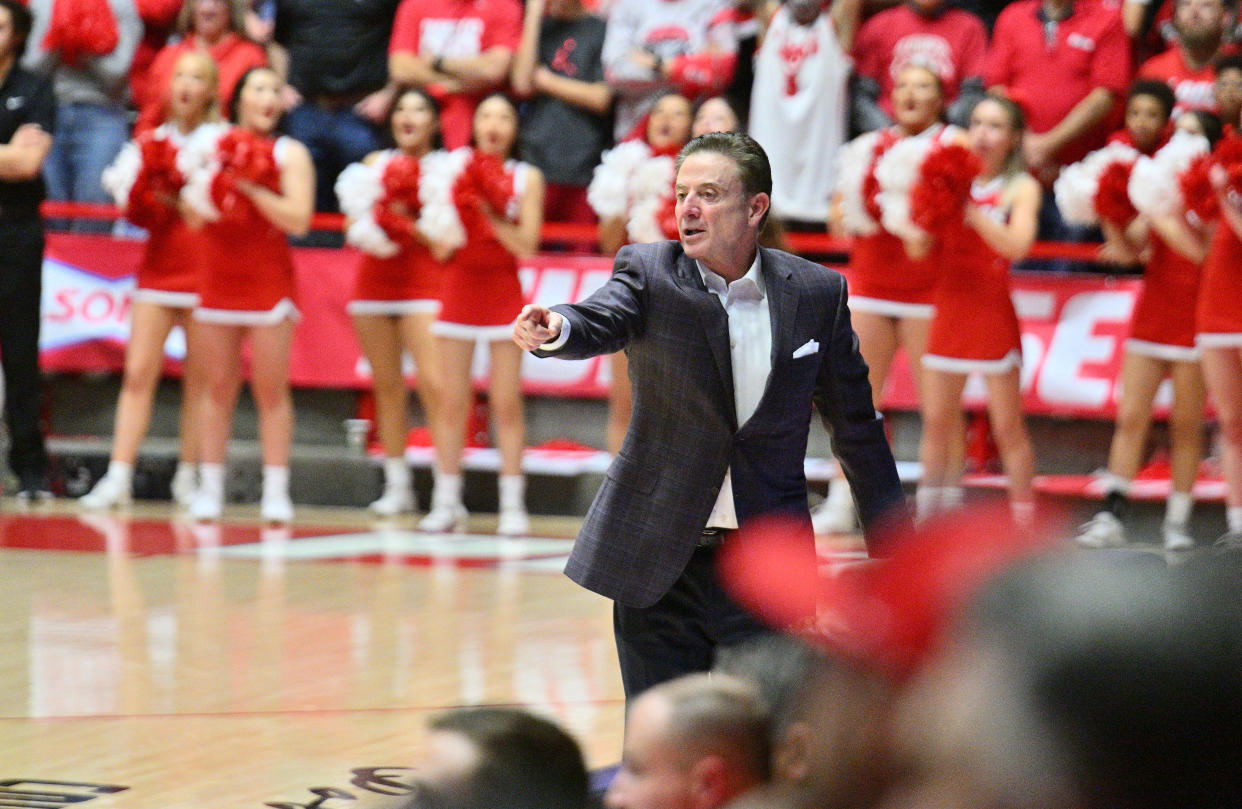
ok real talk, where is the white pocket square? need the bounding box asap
[792,339,819,359]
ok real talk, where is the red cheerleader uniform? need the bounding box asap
[923,175,1022,374]
[195,135,299,325]
[1196,217,1242,346]
[846,124,955,318]
[349,248,443,316]
[1127,231,1202,360]
[111,125,205,308]
[433,155,530,341]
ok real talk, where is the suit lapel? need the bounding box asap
[763,248,798,372]
[676,251,736,421]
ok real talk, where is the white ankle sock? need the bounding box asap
[383,456,410,487]
[432,471,463,507]
[499,474,526,512]
[1165,491,1193,526]
[199,463,225,499]
[915,486,942,520]
[1228,506,1242,533]
[263,465,290,499]
[106,460,134,484]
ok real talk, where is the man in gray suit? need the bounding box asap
[514,131,907,699]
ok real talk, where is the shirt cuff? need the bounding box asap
[540,316,571,352]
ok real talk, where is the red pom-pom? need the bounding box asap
[466,150,516,215]
[42,0,120,67]
[374,154,423,248]
[1093,160,1138,228]
[861,135,894,224]
[212,129,280,224]
[1181,154,1220,223]
[910,142,983,234]
[127,134,185,229]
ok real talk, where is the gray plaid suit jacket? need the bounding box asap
[537,240,905,608]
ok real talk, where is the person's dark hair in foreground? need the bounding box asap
[400,707,589,809]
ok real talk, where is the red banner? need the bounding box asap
[39,234,1151,418]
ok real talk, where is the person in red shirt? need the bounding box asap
[1137,0,1239,118]
[985,0,1132,247]
[851,0,988,131]
[387,0,523,149]
[133,0,267,135]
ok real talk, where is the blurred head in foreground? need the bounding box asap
[400,707,589,809]
[884,553,1242,809]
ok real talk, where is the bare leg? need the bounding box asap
[984,367,1035,507]
[353,313,408,459]
[110,301,178,464]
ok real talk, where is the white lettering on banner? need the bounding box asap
[1036,290,1133,410]
[39,256,188,360]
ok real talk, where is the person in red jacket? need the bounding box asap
[133,0,267,135]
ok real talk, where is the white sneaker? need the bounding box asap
[189,489,223,521]
[170,465,197,507]
[1075,511,1125,548]
[811,492,857,534]
[368,485,415,517]
[79,473,132,510]
[497,507,530,537]
[419,502,467,533]
[1161,521,1195,551]
[260,490,294,524]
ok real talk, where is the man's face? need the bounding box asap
[674,151,767,277]
[1174,0,1227,45]
[605,694,695,809]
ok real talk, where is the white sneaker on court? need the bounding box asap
[1075,511,1125,548]
[79,473,132,510]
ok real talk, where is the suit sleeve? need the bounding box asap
[811,279,908,546]
[534,243,649,360]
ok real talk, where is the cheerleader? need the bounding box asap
[918,95,1039,526]
[1196,127,1242,550]
[181,66,314,522]
[420,94,545,535]
[81,51,221,510]
[1076,113,1218,551]
[588,91,692,454]
[335,88,450,517]
[817,63,958,533]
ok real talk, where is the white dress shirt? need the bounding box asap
[700,252,772,530]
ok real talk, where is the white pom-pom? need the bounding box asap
[346,214,400,258]
[415,148,470,251]
[101,140,142,208]
[834,131,881,236]
[1053,142,1139,226]
[624,155,676,243]
[1128,130,1210,219]
[874,136,933,241]
[335,151,393,221]
[588,140,652,220]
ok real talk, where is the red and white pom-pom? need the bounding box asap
[1213,128,1242,204]
[415,148,469,251]
[1053,142,1139,227]
[1180,153,1220,224]
[1094,161,1138,229]
[626,154,677,244]
[101,139,141,207]
[346,216,400,258]
[909,141,983,235]
[588,140,652,221]
[335,150,393,222]
[1129,130,1210,220]
[874,136,936,242]
[178,123,230,222]
[833,131,882,236]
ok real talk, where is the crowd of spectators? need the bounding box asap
[11,0,1240,245]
